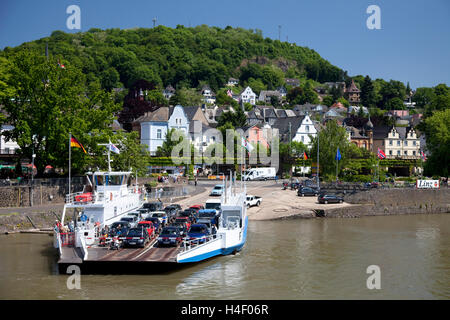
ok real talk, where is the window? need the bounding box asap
[413,151,416,156]
[397,140,400,146]
[157,129,162,139]
[404,141,408,146]
[305,125,309,132]
[389,150,393,155]
[413,141,416,146]
[389,140,393,146]
[404,151,408,155]
[397,150,400,156]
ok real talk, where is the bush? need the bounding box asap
[342,174,373,183]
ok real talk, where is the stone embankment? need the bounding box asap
[321,188,450,218]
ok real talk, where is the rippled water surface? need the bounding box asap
[0,214,449,299]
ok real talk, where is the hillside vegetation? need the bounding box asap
[1,25,346,91]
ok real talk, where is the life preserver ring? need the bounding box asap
[110,193,113,201]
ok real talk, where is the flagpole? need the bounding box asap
[69,132,71,195]
[336,148,338,182]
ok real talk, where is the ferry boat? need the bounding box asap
[54,168,247,267]
[53,170,145,257]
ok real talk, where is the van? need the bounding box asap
[243,167,276,181]
[205,198,221,214]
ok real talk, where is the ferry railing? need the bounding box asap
[59,232,75,247]
[65,192,95,204]
[181,233,221,252]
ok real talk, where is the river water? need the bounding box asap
[0,214,449,300]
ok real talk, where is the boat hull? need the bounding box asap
[177,216,248,263]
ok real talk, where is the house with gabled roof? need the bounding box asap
[239,86,256,105]
[133,105,190,155]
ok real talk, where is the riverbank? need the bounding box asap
[245,185,450,220]
[1,181,449,233]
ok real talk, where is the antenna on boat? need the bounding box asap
[98,140,113,172]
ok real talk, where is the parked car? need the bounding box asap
[297,187,319,197]
[318,194,344,204]
[178,209,198,223]
[174,217,191,230]
[164,205,181,221]
[123,227,150,248]
[120,215,139,228]
[144,217,162,233]
[170,223,188,237]
[137,221,156,239]
[189,205,204,212]
[157,226,184,247]
[151,211,169,226]
[197,209,219,228]
[143,201,164,212]
[365,182,379,189]
[245,195,262,207]
[109,221,131,237]
[187,224,211,244]
[127,211,143,220]
[210,184,224,196]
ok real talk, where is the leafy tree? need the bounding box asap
[360,75,376,108]
[156,128,192,157]
[412,87,435,108]
[423,109,450,176]
[322,95,334,107]
[0,49,119,176]
[309,120,353,178]
[169,87,203,106]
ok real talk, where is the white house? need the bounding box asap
[163,85,176,100]
[292,114,318,148]
[227,78,239,87]
[0,125,20,154]
[239,86,256,105]
[201,85,216,105]
[134,105,190,155]
[384,126,420,159]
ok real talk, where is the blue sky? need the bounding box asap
[0,0,449,88]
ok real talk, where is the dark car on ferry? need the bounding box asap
[198,209,219,227]
[318,194,344,204]
[123,228,150,248]
[164,205,182,222]
[178,208,198,223]
[157,226,184,247]
[297,187,319,197]
[187,224,211,244]
[109,221,132,237]
[174,216,192,230]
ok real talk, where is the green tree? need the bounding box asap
[360,75,376,108]
[169,87,203,106]
[309,120,353,178]
[0,49,119,176]
[423,109,450,176]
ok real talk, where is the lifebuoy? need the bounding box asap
[110,193,113,201]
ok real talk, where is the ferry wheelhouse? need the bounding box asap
[54,170,144,251]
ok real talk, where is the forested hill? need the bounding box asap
[1,25,346,91]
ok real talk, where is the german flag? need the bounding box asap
[71,136,87,153]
